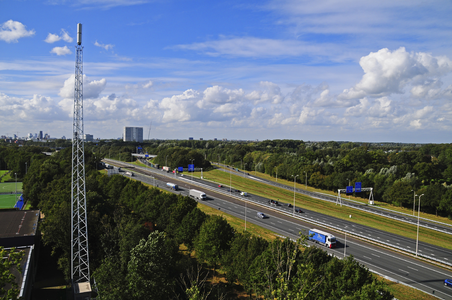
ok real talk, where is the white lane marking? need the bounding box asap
[277,221,282,224]
[271,222,275,225]
[407,266,418,271]
[445,258,449,260]
[363,256,372,260]
[399,269,408,274]
[377,237,380,239]
[407,246,411,248]
[371,253,380,258]
[289,229,294,232]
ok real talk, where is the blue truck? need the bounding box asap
[309,229,337,248]
[166,182,178,190]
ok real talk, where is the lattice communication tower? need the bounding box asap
[71,23,91,287]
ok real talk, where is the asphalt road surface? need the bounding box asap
[104,159,452,299]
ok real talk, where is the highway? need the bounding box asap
[104,159,452,299]
[216,164,452,236]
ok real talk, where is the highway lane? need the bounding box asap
[216,164,452,236]
[104,160,452,298]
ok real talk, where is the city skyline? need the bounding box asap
[1,1,452,143]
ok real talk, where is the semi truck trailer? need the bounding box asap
[189,189,206,200]
[166,182,178,190]
[309,229,336,248]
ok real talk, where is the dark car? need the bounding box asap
[445,279,452,287]
[295,208,303,213]
[284,203,292,208]
[269,200,279,206]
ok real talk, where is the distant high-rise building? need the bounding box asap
[123,127,143,142]
[39,131,43,139]
[84,134,93,142]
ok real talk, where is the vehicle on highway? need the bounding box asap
[295,208,303,213]
[257,212,266,219]
[218,184,223,188]
[189,189,206,201]
[269,200,279,206]
[445,279,452,287]
[240,192,248,196]
[283,203,292,208]
[309,229,336,248]
[166,182,178,191]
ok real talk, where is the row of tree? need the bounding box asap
[0,144,394,299]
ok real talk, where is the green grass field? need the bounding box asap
[0,182,23,193]
[0,194,19,209]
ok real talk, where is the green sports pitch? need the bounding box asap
[0,194,20,209]
[0,182,23,193]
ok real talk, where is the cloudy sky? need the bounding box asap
[1,0,452,142]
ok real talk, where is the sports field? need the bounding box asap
[0,194,19,209]
[0,182,23,193]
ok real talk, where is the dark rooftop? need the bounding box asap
[0,210,39,238]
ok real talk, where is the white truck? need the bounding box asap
[166,182,178,190]
[189,189,206,201]
[308,229,337,248]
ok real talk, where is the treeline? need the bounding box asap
[137,139,452,218]
[3,138,452,217]
[2,144,393,299]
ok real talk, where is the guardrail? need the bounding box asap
[105,159,452,269]
[217,166,452,234]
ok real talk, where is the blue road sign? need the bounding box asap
[178,167,183,172]
[188,164,194,172]
[355,182,362,193]
[346,186,353,194]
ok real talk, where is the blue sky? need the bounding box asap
[1,0,452,143]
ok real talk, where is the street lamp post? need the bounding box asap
[244,163,247,178]
[416,194,424,256]
[244,194,247,231]
[190,159,194,186]
[411,190,417,216]
[166,155,168,167]
[15,173,17,197]
[229,158,232,195]
[25,162,27,175]
[304,171,307,190]
[292,175,299,215]
[344,232,347,258]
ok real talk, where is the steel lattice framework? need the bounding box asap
[71,37,90,284]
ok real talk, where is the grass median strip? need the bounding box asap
[195,168,452,251]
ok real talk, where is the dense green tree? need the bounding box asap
[0,247,24,300]
[194,215,235,269]
[382,181,413,207]
[127,231,176,300]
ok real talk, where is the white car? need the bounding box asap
[257,212,266,219]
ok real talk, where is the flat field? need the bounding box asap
[0,182,23,193]
[0,194,19,209]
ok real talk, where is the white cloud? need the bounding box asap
[197,85,244,109]
[0,92,64,121]
[143,80,153,88]
[175,37,336,58]
[0,20,35,43]
[45,33,61,43]
[61,29,73,42]
[59,75,107,99]
[340,47,452,99]
[45,29,73,43]
[247,81,284,104]
[159,89,199,122]
[94,41,114,50]
[50,46,72,56]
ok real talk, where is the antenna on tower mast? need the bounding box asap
[71,22,92,299]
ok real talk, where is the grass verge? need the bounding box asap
[195,168,452,251]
